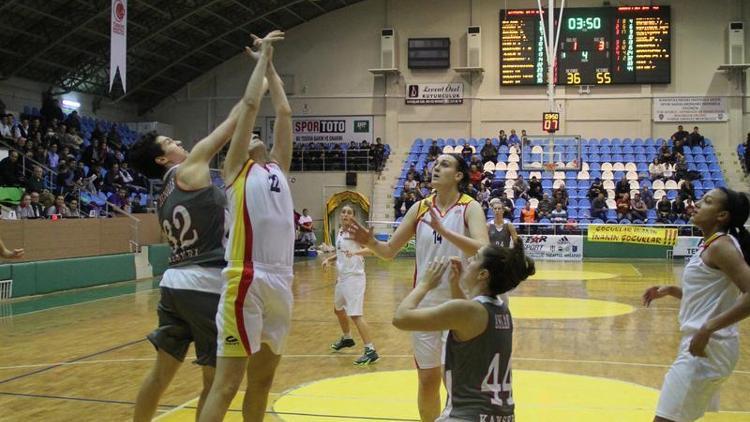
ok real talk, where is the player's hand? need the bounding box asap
[2,248,23,259]
[689,326,711,358]
[345,218,375,246]
[642,285,671,307]
[321,258,330,269]
[425,206,446,236]
[448,257,462,286]
[421,257,450,291]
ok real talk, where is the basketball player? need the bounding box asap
[129,38,271,421]
[322,205,379,365]
[488,200,518,248]
[393,241,535,421]
[198,30,293,422]
[643,188,750,422]
[348,153,490,421]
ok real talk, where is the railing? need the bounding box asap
[291,148,378,172]
[0,138,59,191]
[105,201,142,252]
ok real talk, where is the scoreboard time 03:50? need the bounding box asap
[500,6,671,86]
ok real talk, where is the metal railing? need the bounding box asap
[291,148,379,172]
[0,138,59,191]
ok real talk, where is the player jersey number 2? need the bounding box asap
[269,174,281,193]
[481,354,513,407]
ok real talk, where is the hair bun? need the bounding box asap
[522,256,536,279]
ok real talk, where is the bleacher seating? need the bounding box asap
[396,136,726,226]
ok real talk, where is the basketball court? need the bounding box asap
[1,257,749,421]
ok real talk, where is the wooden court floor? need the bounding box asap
[1,257,750,421]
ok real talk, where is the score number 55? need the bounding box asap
[566,71,612,84]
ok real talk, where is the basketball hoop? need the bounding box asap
[544,162,557,172]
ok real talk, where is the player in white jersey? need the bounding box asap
[199,31,293,422]
[348,153,489,421]
[322,205,379,365]
[643,188,750,422]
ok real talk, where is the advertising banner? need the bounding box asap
[588,225,679,246]
[520,235,583,261]
[405,83,464,105]
[653,97,728,122]
[266,116,373,144]
[672,236,702,257]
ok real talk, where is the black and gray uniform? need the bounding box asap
[438,295,515,422]
[147,165,227,367]
[488,221,512,248]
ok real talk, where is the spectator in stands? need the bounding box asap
[404,191,417,212]
[672,198,686,222]
[460,145,472,164]
[687,126,704,147]
[115,162,135,188]
[615,175,629,198]
[508,129,520,146]
[640,186,655,209]
[671,125,689,144]
[521,202,536,224]
[512,175,529,199]
[41,98,64,127]
[477,184,490,212]
[649,158,664,181]
[591,192,608,221]
[404,173,418,192]
[631,193,648,221]
[67,198,83,218]
[428,140,441,157]
[550,203,567,224]
[46,195,70,218]
[15,194,35,219]
[480,138,498,164]
[91,122,105,141]
[520,129,529,144]
[537,193,553,220]
[588,177,605,200]
[26,165,45,194]
[394,191,407,219]
[47,144,60,170]
[672,138,684,157]
[552,183,568,208]
[407,163,421,182]
[674,155,688,181]
[33,147,48,168]
[107,124,122,149]
[29,192,44,218]
[498,130,508,147]
[656,196,673,223]
[371,137,385,171]
[658,144,672,164]
[616,193,631,220]
[64,110,81,132]
[499,191,514,216]
[28,118,42,140]
[298,209,316,246]
[745,133,750,174]
[56,160,74,193]
[0,114,13,139]
[418,181,431,199]
[528,176,543,200]
[64,127,83,153]
[468,164,483,190]
[13,117,29,141]
[0,151,22,186]
[679,179,695,201]
[108,187,131,213]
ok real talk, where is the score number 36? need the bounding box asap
[566,71,612,85]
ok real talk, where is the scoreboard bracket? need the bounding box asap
[368,68,400,76]
[454,66,485,74]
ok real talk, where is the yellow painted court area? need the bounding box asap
[510,296,635,319]
[158,370,746,422]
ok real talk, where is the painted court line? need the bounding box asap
[0,338,145,385]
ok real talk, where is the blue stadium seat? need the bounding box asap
[590,170,602,179]
[592,218,604,224]
[457,138,466,145]
[623,146,634,154]
[606,209,617,220]
[513,208,521,219]
[620,219,631,224]
[709,163,721,172]
[634,138,644,146]
[577,180,589,189]
[600,138,610,146]
[588,138,599,145]
[637,163,648,172]
[568,209,578,219]
[590,162,601,171]
[623,138,633,146]
[611,138,621,146]
[542,180,553,189]
[667,191,677,200]
[703,180,715,189]
[645,138,655,146]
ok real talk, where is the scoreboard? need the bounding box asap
[500,6,670,86]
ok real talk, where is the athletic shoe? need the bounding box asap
[354,347,379,366]
[330,336,355,351]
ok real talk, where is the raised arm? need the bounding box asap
[267,62,293,173]
[223,31,283,184]
[346,201,421,260]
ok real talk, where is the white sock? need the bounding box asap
[365,343,374,350]
[343,333,352,339]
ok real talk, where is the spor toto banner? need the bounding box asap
[405,82,464,105]
[588,225,679,246]
[265,116,373,144]
[519,235,583,261]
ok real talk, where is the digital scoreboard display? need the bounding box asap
[542,112,560,133]
[500,6,670,86]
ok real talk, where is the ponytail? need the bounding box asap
[719,188,750,265]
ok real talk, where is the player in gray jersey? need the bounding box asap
[129,36,272,422]
[393,241,535,421]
